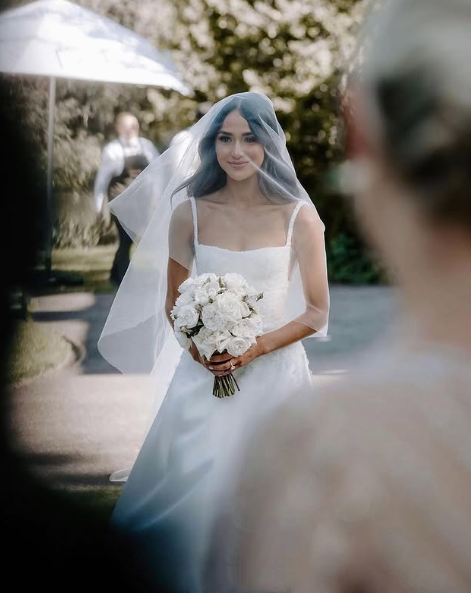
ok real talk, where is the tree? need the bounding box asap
[2,0,379,281]
[170,0,369,258]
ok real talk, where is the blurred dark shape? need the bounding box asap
[0,74,166,592]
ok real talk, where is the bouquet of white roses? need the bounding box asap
[171,272,264,398]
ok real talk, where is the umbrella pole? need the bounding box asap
[45,76,56,277]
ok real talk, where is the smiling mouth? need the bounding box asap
[228,161,249,166]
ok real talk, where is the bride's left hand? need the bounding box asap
[208,338,265,376]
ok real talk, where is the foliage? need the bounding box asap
[7,319,73,383]
[52,190,105,248]
[2,0,377,283]
[327,231,383,284]
[45,246,118,295]
[170,0,367,235]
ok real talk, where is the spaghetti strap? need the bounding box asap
[286,201,304,246]
[189,196,199,247]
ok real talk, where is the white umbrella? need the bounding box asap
[0,0,191,273]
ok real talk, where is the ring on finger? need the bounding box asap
[230,362,236,371]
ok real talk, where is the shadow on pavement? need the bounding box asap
[31,292,119,375]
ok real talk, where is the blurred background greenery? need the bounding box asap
[2,0,382,284]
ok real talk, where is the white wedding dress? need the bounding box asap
[110,199,315,591]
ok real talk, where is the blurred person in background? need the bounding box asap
[233,0,471,591]
[94,111,159,286]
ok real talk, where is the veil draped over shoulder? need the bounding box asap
[97,92,330,481]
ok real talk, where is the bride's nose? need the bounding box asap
[231,140,245,159]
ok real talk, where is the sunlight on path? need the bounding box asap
[8,286,397,491]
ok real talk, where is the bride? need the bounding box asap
[98,91,329,591]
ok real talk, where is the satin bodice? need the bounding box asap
[190,197,304,333]
[195,243,294,333]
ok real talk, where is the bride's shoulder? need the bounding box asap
[289,202,325,247]
[169,199,193,232]
[196,190,225,205]
[293,201,322,225]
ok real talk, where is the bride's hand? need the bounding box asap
[189,341,206,367]
[207,339,266,376]
[188,342,234,375]
[204,351,234,376]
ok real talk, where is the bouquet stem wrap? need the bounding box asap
[213,371,240,399]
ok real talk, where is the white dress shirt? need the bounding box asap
[94,136,159,213]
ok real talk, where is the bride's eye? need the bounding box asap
[218,135,232,143]
[244,136,257,143]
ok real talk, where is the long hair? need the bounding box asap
[173,93,300,201]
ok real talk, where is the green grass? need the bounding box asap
[52,246,116,293]
[7,319,73,384]
[54,485,122,521]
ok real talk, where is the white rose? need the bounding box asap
[174,305,199,329]
[225,286,246,302]
[175,291,195,306]
[231,317,262,340]
[215,292,245,322]
[194,287,210,306]
[193,327,217,359]
[237,296,251,318]
[223,273,247,291]
[195,273,218,287]
[214,329,232,353]
[194,280,220,305]
[174,327,191,349]
[225,289,251,317]
[205,279,221,300]
[201,303,226,331]
[178,278,195,294]
[226,336,252,357]
[200,329,232,355]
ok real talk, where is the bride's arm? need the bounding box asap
[166,258,209,367]
[165,201,230,370]
[226,206,329,373]
[262,205,329,352]
[165,201,193,325]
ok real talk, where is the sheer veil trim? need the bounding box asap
[287,201,304,247]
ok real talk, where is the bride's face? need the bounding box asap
[215,110,265,181]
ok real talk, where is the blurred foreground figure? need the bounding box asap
[94,111,158,285]
[0,81,141,593]
[235,1,471,591]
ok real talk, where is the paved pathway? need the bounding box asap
[8,286,398,491]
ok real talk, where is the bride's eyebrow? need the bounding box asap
[218,131,255,136]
